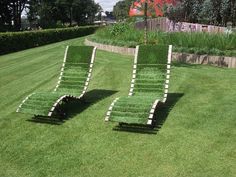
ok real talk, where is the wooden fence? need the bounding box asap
[135,18,227,33]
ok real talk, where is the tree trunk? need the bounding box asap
[69,6,72,26]
[232,0,236,26]
[13,1,23,31]
[144,1,147,45]
[17,1,22,30]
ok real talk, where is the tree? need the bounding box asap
[164,0,234,26]
[198,0,215,24]
[10,0,28,30]
[0,0,28,31]
[37,0,59,28]
[72,0,100,25]
[26,0,40,28]
[113,0,133,20]
[230,0,236,26]
[164,1,184,22]
[113,1,128,20]
[0,0,13,31]
[55,0,72,25]
[54,0,80,26]
[220,0,231,26]
[105,11,114,19]
[25,0,100,28]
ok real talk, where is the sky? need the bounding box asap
[94,0,120,12]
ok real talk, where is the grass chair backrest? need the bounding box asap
[55,46,96,96]
[131,45,172,98]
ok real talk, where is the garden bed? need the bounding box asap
[91,23,236,57]
[85,38,236,68]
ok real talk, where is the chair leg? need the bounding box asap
[54,105,66,119]
[119,122,128,127]
[119,122,123,127]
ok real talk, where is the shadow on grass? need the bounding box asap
[113,93,184,134]
[27,89,117,125]
[153,93,184,130]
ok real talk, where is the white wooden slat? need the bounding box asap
[91,47,97,64]
[16,93,35,112]
[105,116,109,121]
[134,46,139,64]
[168,45,172,64]
[54,46,69,91]
[147,120,152,125]
[146,99,159,125]
[129,88,134,93]
[150,109,155,114]
[149,114,153,119]
[105,97,120,122]
[162,98,167,103]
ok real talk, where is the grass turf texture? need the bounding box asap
[108,45,170,125]
[0,36,236,176]
[17,46,94,117]
[90,24,236,57]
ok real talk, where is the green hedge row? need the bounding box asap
[0,26,99,55]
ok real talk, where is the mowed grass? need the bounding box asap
[0,36,236,177]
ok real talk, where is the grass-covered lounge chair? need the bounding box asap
[16,46,97,117]
[105,44,172,126]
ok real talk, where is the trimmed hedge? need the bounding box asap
[0,26,99,55]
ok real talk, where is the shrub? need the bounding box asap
[109,23,130,36]
[0,26,99,55]
[91,24,236,57]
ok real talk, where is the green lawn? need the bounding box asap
[0,36,235,177]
